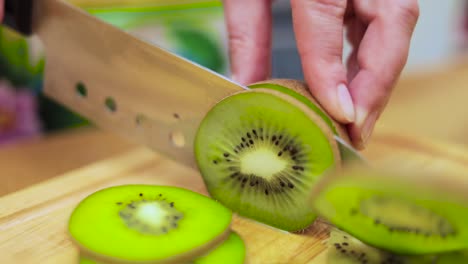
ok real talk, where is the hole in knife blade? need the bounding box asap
[170,131,185,148]
[135,114,146,126]
[76,82,87,97]
[105,97,117,112]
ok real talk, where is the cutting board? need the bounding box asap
[0,131,467,264]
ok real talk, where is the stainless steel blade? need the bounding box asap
[334,135,368,165]
[32,0,365,170]
[33,0,247,169]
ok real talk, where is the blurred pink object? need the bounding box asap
[0,81,42,146]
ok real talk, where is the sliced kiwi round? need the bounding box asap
[310,165,468,254]
[78,232,245,264]
[194,232,246,264]
[249,79,363,163]
[324,228,437,264]
[68,185,233,263]
[437,251,468,264]
[194,88,340,231]
[248,79,350,142]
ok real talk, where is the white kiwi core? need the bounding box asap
[240,148,287,179]
[136,202,168,227]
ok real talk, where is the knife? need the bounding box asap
[3,0,365,168]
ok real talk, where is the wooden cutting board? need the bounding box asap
[0,131,467,264]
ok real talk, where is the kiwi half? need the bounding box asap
[194,88,340,231]
[78,232,246,264]
[68,185,233,263]
[310,165,468,254]
[323,228,436,264]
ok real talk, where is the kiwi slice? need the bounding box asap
[323,228,436,264]
[68,185,233,263]
[310,165,468,254]
[437,251,468,264]
[78,232,245,264]
[194,88,340,231]
[249,79,363,163]
[194,232,246,264]
[248,79,350,141]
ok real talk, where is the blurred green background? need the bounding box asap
[0,0,227,135]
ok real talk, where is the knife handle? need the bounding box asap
[3,0,34,35]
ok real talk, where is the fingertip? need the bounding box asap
[349,107,379,150]
[337,84,356,123]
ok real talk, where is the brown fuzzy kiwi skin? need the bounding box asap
[70,225,232,264]
[249,79,351,144]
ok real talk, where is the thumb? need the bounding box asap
[291,0,355,124]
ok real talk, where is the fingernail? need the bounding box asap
[360,112,379,148]
[337,84,355,123]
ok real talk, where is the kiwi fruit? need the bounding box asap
[248,80,347,138]
[78,232,246,264]
[68,184,233,263]
[248,79,366,164]
[323,228,436,264]
[194,88,340,231]
[310,165,468,254]
[194,232,246,264]
[437,251,468,264]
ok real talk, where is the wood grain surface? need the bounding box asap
[0,131,466,264]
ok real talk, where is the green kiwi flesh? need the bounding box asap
[311,166,468,254]
[78,232,245,264]
[249,80,362,163]
[437,251,468,264]
[194,89,339,231]
[248,82,338,135]
[69,185,232,263]
[194,232,246,264]
[325,228,436,264]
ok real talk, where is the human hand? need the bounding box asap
[223,0,419,149]
[0,0,4,21]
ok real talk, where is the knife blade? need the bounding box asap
[3,0,365,168]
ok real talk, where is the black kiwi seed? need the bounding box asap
[249,140,254,144]
[265,189,269,195]
[252,129,257,135]
[288,183,294,189]
[250,181,255,186]
[375,219,381,225]
[174,216,179,220]
[242,137,246,142]
[272,135,276,141]
[342,242,349,246]
[292,165,304,171]
[260,136,264,140]
[341,249,347,253]
[162,227,168,233]
[242,178,248,183]
[170,202,174,207]
[159,194,162,197]
[279,135,283,140]
[280,181,285,187]
[278,151,283,157]
[230,172,239,178]
[213,160,218,164]
[128,204,136,209]
[247,133,251,138]
[275,141,279,146]
[139,193,143,197]
[116,202,122,205]
[224,153,229,157]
